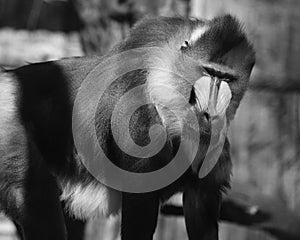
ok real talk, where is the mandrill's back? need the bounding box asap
[0,57,101,172]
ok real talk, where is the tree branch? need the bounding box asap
[161,187,300,240]
[249,72,300,93]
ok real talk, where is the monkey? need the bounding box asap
[0,14,255,240]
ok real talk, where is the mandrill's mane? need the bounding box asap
[198,15,255,66]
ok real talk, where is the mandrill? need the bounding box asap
[0,15,255,240]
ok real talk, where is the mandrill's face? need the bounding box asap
[141,15,255,177]
[180,16,255,125]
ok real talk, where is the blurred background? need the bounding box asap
[0,0,300,239]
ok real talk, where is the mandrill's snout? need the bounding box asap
[194,74,232,120]
[196,110,211,134]
[191,74,232,177]
[201,111,210,124]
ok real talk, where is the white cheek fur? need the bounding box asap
[194,76,232,117]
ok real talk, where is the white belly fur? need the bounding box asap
[61,181,121,219]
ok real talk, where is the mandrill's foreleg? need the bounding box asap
[121,192,159,240]
[183,183,222,240]
[183,138,231,240]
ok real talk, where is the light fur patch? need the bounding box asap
[146,45,201,139]
[61,181,121,219]
[0,72,18,147]
[189,26,208,44]
[146,49,188,137]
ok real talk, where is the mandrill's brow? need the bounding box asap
[202,65,238,82]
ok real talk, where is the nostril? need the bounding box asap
[203,112,210,121]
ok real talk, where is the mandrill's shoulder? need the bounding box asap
[11,56,101,87]
[3,56,103,102]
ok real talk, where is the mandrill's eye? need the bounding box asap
[181,40,190,50]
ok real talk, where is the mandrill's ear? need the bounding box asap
[196,14,256,120]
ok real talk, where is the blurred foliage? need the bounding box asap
[0,29,83,67]
[0,0,82,31]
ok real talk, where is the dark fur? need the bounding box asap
[0,15,255,240]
